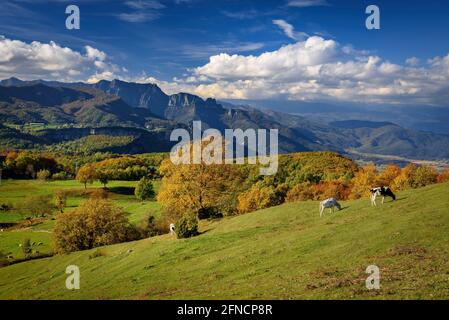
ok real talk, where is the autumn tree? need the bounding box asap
[438,169,449,183]
[377,164,401,187]
[54,191,67,213]
[76,164,96,189]
[157,160,243,219]
[54,198,139,253]
[350,164,379,199]
[237,185,277,214]
[412,165,438,188]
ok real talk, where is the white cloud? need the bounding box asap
[125,0,165,10]
[287,0,330,8]
[272,19,308,41]
[406,57,420,66]
[0,36,119,82]
[169,36,449,105]
[2,34,449,107]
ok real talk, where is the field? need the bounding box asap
[0,181,448,299]
[0,180,161,259]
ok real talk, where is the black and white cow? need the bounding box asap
[370,187,396,206]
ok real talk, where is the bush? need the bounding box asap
[285,183,315,202]
[52,171,71,180]
[54,191,67,213]
[89,188,109,199]
[134,177,155,201]
[237,185,278,214]
[138,214,164,238]
[36,169,51,181]
[0,251,10,267]
[197,207,223,220]
[412,166,438,188]
[0,202,12,211]
[21,195,53,217]
[175,212,199,239]
[22,238,32,259]
[54,198,140,253]
[438,169,449,183]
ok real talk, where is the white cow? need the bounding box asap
[169,223,176,234]
[319,198,342,217]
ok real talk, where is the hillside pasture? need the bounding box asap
[0,182,448,299]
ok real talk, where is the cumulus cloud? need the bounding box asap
[167,36,449,105]
[2,34,449,106]
[0,36,119,82]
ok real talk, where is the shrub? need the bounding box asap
[134,177,155,201]
[412,166,438,188]
[54,191,67,213]
[0,202,12,211]
[52,171,71,180]
[54,198,139,253]
[392,164,417,191]
[237,185,278,214]
[89,188,109,199]
[285,183,315,202]
[21,195,53,217]
[0,251,10,267]
[392,164,438,190]
[377,164,401,187]
[438,169,449,183]
[22,238,32,259]
[175,212,199,239]
[138,214,163,238]
[350,164,378,199]
[36,169,51,181]
[197,207,222,220]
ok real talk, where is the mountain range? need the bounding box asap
[1,77,449,161]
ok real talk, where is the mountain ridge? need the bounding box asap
[1,77,449,160]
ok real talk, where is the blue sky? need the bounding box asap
[1,0,449,105]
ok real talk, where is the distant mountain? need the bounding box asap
[0,84,92,107]
[226,98,449,135]
[1,77,449,160]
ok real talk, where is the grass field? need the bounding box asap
[0,182,448,299]
[0,179,161,259]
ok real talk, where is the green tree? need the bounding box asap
[175,212,199,239]
[134,177,155,201]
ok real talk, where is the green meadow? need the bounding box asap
[0,181,448,299]
[0,180,161,259]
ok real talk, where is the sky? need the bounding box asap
[1,0,449,106]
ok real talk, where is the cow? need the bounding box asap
[319,198,342,217]
[370,187,396,206]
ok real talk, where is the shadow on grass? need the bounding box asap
[108,186,135,195]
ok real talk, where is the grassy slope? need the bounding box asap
[0,183,448,300]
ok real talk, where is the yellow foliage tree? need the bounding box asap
[349,164,378,199]
[377,164,401,187]
[76,164,96,189]
[237,185,276,214]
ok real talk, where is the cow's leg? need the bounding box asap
[320,205,324,218]
[382,196,385,204]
